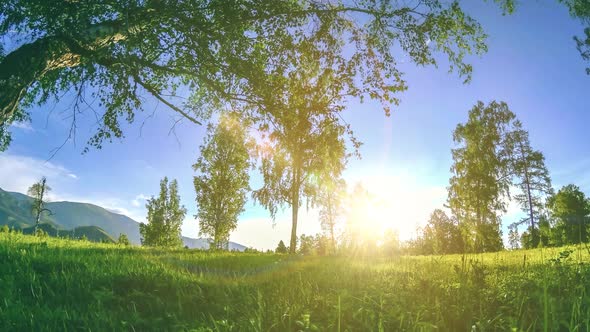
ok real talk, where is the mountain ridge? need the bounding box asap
[0,187,246,250]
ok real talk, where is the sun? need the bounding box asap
[345,174,439,242]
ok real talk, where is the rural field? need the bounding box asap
[1,232,589,331]
[2,1,590,331]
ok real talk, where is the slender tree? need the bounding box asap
[508,224,520,250]
[27,176,52,235]
[318,178,346,253]
[193,113,251,250]
[0,1,507,152]
[506,120,553,247]
[448,101,516,253]
[140,177,186,248]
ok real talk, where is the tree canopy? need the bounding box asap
[547,184,590,245]
[0,0,513,151]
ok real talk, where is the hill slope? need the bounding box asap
[0,187,246,250]
[20,223,115,243]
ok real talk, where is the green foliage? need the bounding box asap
[1,232,590,331]
[558,0,590,73]
[415,209,464,255]
[298,234,316,255]
[193,113,251,251]
[140,177,186,248]
[508,224,520,249]
[117,233,130,246]
[251,60,352,254]
[0,0,499,152]
[448,101,517,253]
[35,227,47,238]
[547,184,590,245]
[275,240,288,254]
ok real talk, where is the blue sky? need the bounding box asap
[1,0,589,249]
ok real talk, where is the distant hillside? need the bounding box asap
[0,187,246,250]
[21,223,115,243]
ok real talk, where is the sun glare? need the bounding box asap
[346,174,444,242]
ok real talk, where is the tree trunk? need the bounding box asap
[519,141,536,243]
[330,222,335,254]
[290,189,300,254]
[34,211,41,235]
[289,162,301,254]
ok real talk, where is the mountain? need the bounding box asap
[0,187,246,250]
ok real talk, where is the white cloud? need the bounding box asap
[0,153,76,194]
[10,121,34,132]
[0,153,143,223]
[131,194,150,207]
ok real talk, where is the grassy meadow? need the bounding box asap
[1,232,589,331]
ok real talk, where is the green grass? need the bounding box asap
[1,232,589,331]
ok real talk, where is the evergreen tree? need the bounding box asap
[275,240,288,254]
[140,177,186,248]
[508,224,520,249]
[448,101,516,253]
[193,113,251,250]
[27,176,52,235]
[506,120,553,247]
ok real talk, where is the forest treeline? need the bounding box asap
[26,101,585,256]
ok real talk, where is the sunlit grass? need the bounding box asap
[1,232,589,331]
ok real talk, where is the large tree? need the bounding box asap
[193,112,251,250]
[140,177,186,247]
[0,0,510,151]
[251,59,352,254]
[506,120,553,248]
[448,101,516,253]
[27,176,52,234]
[546,184,590,245]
